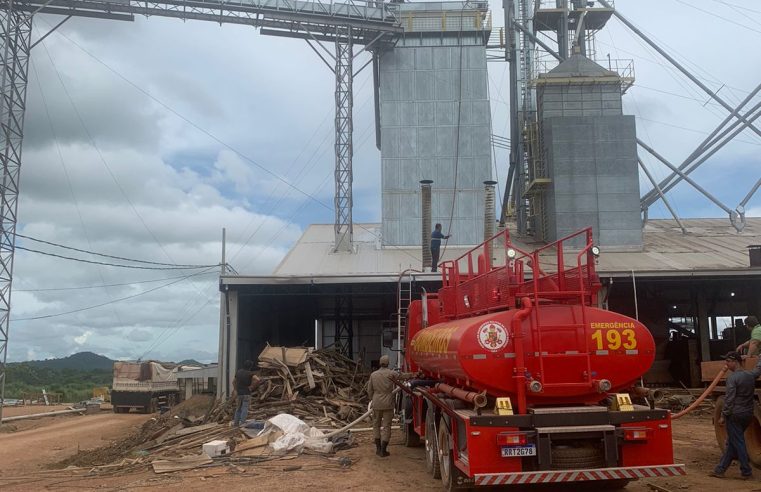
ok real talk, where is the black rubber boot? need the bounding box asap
[380,441,390,457]
[374,438,382,456]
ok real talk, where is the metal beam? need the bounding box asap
[638,158,686,234]
[512,19,562,62]
[739,178,761,210]
[641,102,761,211]
[637,139,743,231]
[30,15,71,50]
[641,83,761,208]
[0,2,32,425]
[599,0,761,142]
[10,0,402,41]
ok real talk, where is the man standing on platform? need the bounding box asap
[430,223,451,273]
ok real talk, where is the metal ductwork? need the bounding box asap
[421,180,433,271]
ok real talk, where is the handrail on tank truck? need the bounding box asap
[437,226,600,319]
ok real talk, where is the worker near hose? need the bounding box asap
[430,223,451,273]
[368,354,395,457]
[736,316,761,356]
[709,351,761,480]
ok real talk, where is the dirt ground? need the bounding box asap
[0,412,760,491]
[1,405,76,418]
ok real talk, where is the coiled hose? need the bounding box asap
[672,367,727,420]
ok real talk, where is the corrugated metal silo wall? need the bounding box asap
[379,38,493,246]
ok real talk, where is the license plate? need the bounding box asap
[501,445,536,457]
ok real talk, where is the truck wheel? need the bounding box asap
[402,404,421,447]
[713,396,761,466]
[438,423,455,491]
[425,405,441,479]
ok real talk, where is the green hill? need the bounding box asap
[25,351,113,371]
[4,352,114,402]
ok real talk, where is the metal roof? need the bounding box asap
[221,218,761,287]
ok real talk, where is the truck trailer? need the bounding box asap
[111,361,179,413]
[397,228,686,489]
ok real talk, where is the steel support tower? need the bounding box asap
[0,0,402,421]
[333,28,353,252]
[0,3,32,422]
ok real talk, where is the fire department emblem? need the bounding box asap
[477,321,508,351]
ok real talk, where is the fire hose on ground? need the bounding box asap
[672,366,727,420]
[324,387,402,439]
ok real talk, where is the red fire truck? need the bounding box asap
[397,228,685,489]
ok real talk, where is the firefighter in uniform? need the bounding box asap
[368,354,395,457]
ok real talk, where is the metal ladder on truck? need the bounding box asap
[526,231,597,392]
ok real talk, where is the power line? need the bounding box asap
[16,245,219,270]
[16,233,213,268]
[674,0,761,36]
[710,0,761,17]
[11,268,216,322]
[15,271,218,292]
[42,23,423,269]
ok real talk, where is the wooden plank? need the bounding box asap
[701,356,759,382]
[304,362,316,390]
[174,422,219,437]
[235,434,270,452]
[151,454,212,474]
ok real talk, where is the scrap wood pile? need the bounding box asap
[211,345,371,428]
[56,346,370,475]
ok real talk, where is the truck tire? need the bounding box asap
[438,423,455,491]
[425,405,441,479]
[713,396,761,466]
[550,444,605,470]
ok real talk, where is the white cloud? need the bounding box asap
[74,331,93,345]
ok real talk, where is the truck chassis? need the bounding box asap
[399,386,685,489]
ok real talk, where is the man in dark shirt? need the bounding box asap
[710,351,761,479]
[430,223,450,273]
[232,360,261,427]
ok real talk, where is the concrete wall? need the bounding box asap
[379,41,492,246]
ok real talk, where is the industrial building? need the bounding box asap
[216,0,761,396]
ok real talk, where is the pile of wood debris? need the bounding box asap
[210,346,371,427]
[57,347,370,474]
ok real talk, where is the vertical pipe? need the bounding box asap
[483,181,497,270]
[513,297,533,414]
[631,269,639,321]
[421,180,433,271]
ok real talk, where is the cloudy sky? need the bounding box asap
[7,0,760,363]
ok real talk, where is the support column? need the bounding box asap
[334,292,354,358]
[0,8,32,424]
[333,28,354,253]
[697,290,711,362]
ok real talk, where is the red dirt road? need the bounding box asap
[0,412,758,491]
[0,411,150,472]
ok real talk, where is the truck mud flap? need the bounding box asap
[473,464,686,486]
